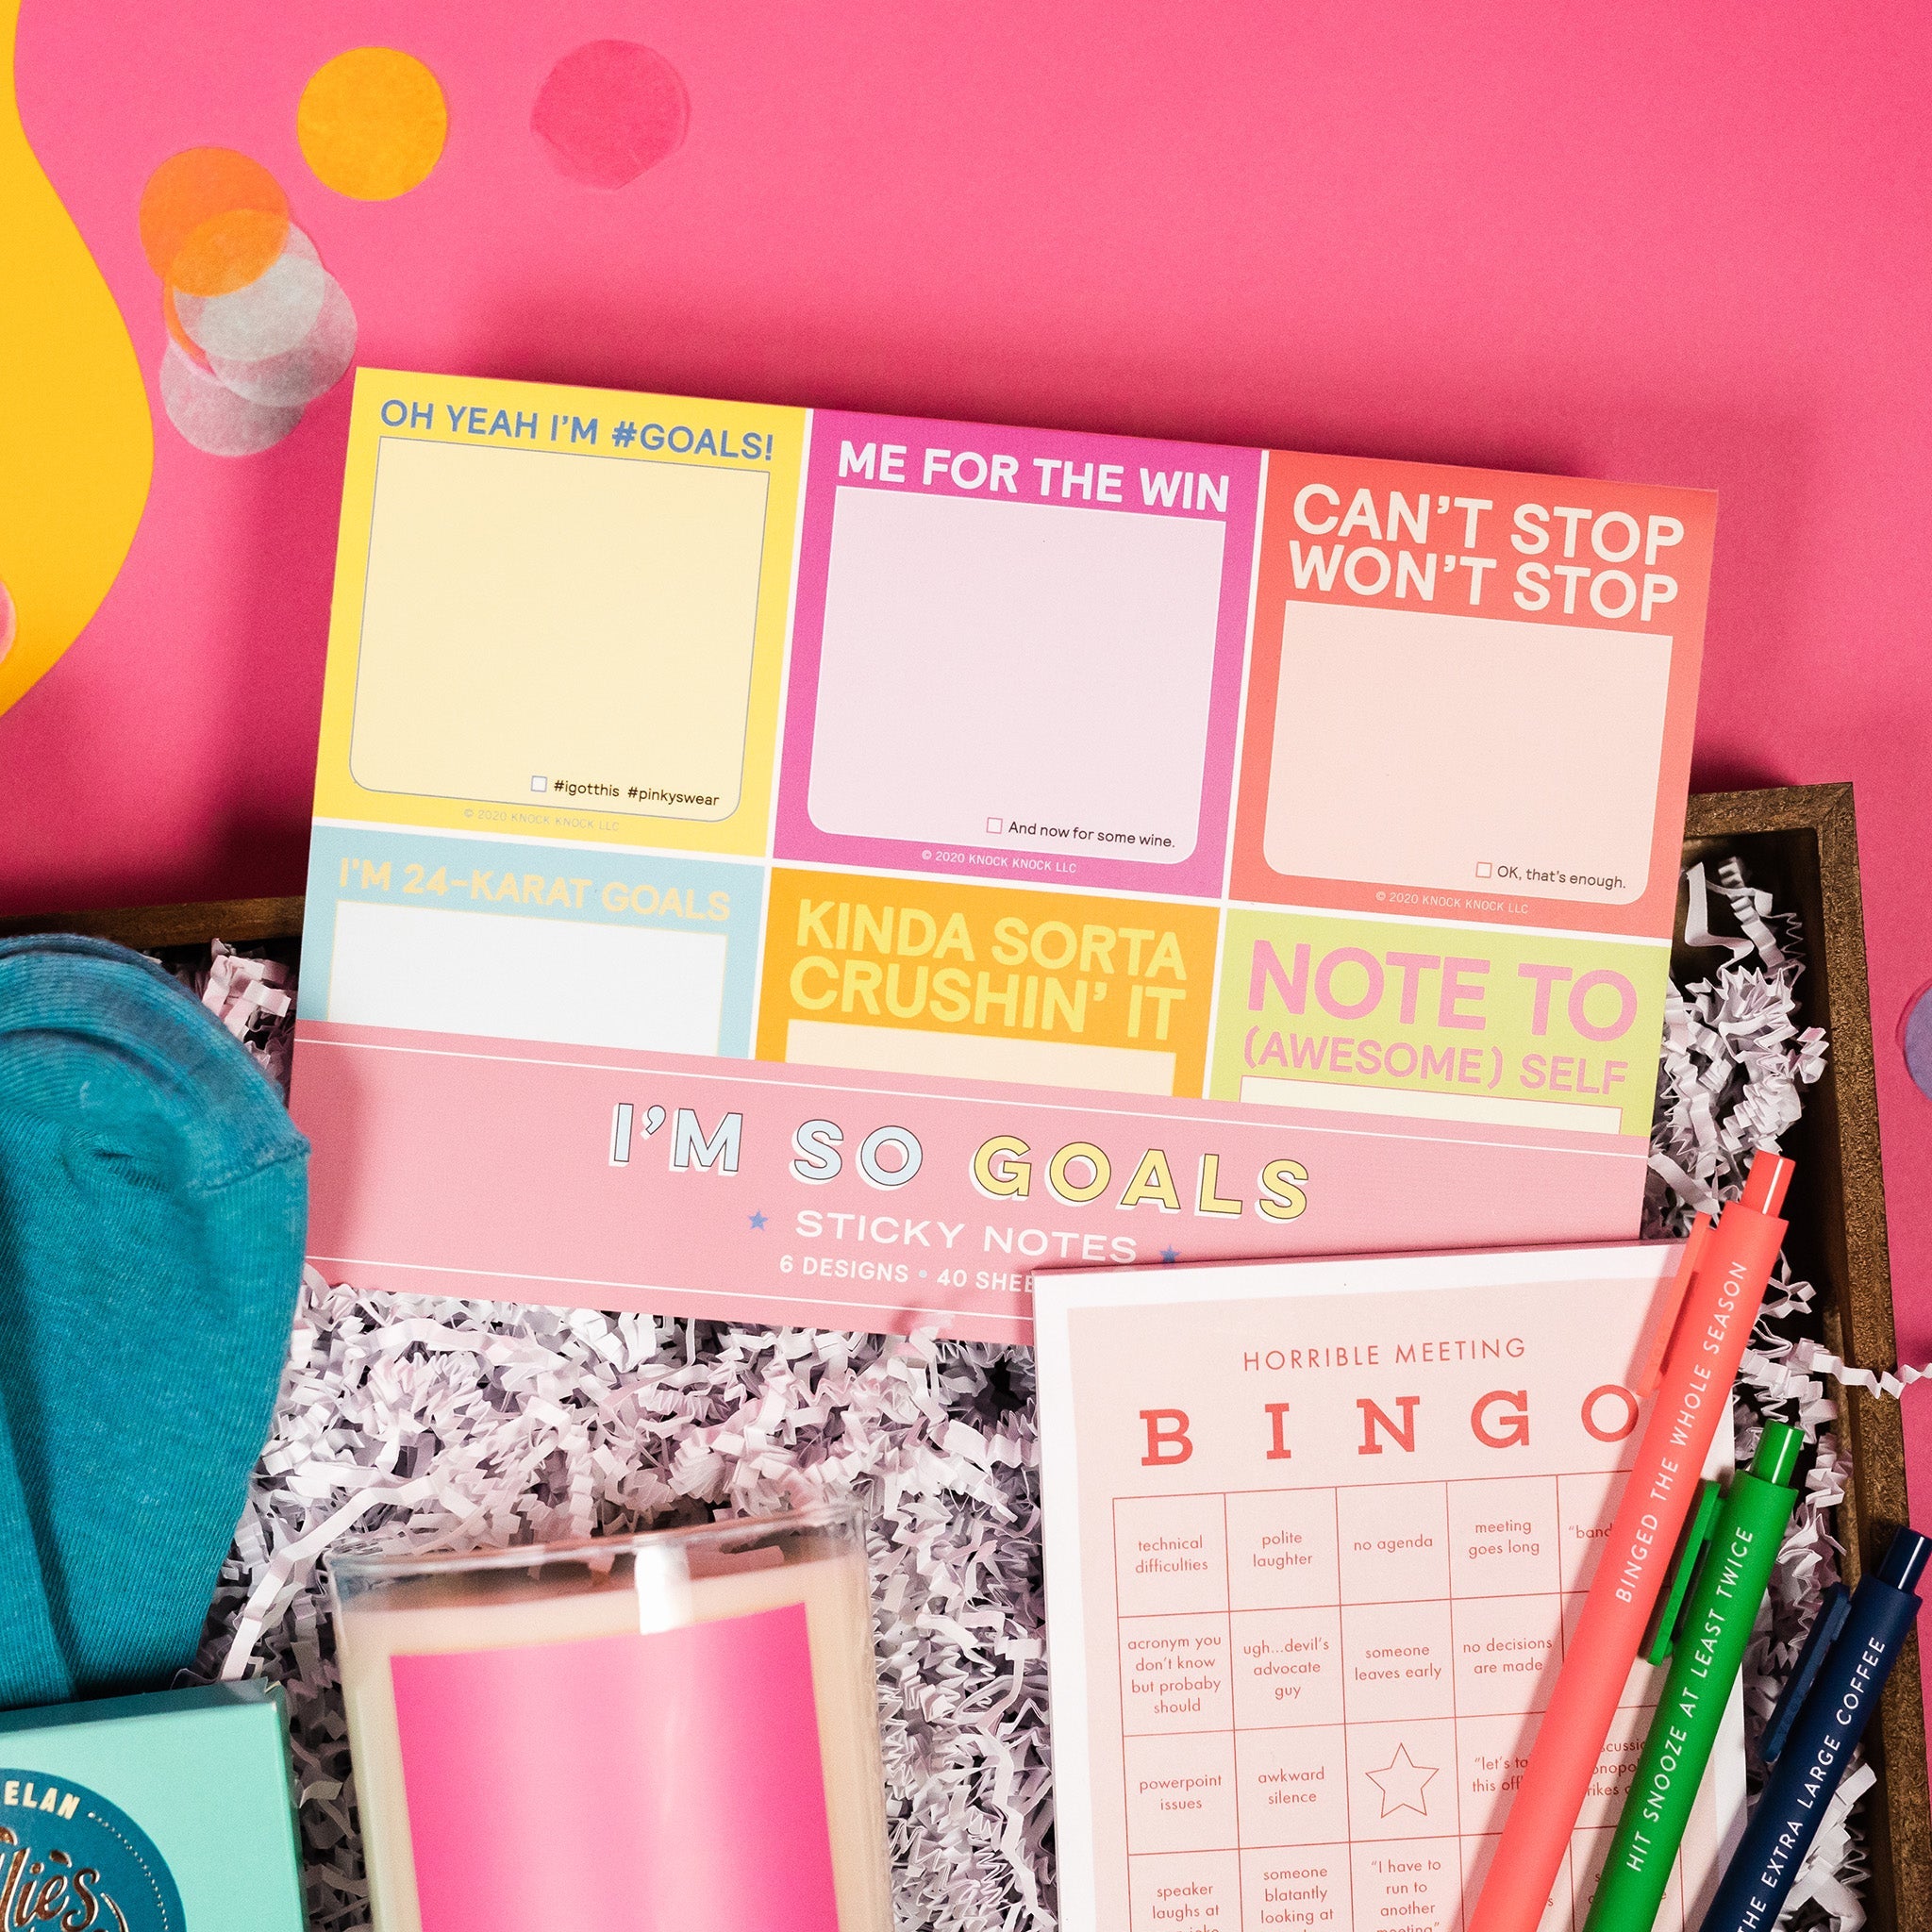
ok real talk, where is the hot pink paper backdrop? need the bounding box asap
[6,0,1931,1737]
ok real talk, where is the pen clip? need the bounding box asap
[1761,1584,1853,1763]
[1642,1478,1724,1664]
[1636,1216,1713,1398]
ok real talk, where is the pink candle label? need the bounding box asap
[390,1603,839,1930]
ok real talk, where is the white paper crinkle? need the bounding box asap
[196,1276,1052,1931]
[172,939,295,1091]
[1784,1762,1879,1932]
[1645,858,1825,1230]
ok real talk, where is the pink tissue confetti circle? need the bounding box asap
[0,578,14,665]
[532,40,689,189]
[1904,981,1932,1103]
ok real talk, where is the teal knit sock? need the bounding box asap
[0,935,308,1708]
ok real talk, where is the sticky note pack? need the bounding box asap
[296,372,1715,1341]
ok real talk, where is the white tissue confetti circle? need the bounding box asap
[158,342,303,456]
[175,225,326,361]
[209,275,358,408]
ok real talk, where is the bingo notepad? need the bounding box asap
[295,371,1714,1339]
[1033,1247,1743,1932]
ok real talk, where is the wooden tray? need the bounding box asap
[5,782,1924,1927]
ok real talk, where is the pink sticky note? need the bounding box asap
[390,1604,838,1931]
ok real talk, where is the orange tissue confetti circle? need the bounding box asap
[139,147,290,296]
[299,47,447,200]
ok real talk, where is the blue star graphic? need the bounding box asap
[748,1211,768,1230]
[1160,1247,1180,1264]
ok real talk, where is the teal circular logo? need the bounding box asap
[0,1771,184,1931]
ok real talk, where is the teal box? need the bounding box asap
[0,1681,306,1929]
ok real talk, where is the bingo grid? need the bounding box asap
[1110,1474,1690,1932]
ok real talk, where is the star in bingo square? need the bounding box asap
[1366,1742,1439,1819]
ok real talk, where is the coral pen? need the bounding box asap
[1466,1150,1794,1932]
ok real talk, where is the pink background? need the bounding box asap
[6,0,1931,1740]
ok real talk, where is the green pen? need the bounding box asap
[1583,1422,1806,1932]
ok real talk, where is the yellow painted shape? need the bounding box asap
[313,370,806,856]
[299,47,446,200]
[0,0,153,716]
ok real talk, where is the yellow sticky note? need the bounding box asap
[313,371,804,855]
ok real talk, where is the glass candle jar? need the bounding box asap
[329,1505,893,1932]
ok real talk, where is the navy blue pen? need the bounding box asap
[1699,1525,1930,1932]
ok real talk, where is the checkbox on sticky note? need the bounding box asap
[1475,861,1491,878]
[532,775,549,793]
[986,818,1004,834]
